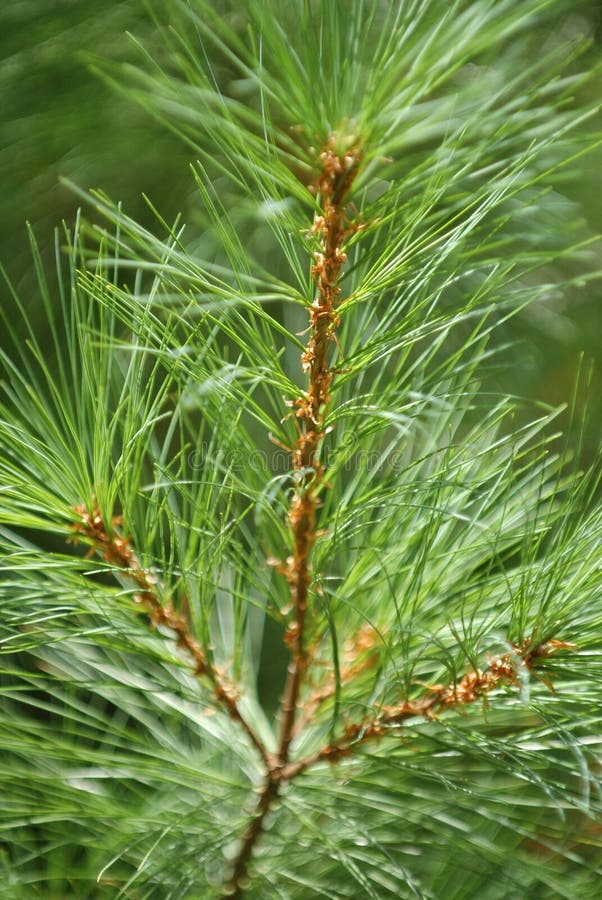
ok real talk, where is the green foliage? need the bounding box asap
[1,1,601,897]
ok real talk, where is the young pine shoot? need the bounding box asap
[0,1,601,897]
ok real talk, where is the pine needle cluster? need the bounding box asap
[1,1,601,897]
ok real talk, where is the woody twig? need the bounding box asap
[278,136,363,763]
[223,135,363,898]
[281,639,578,781]
[71,503,574,898]
[221,632,574,896]
[72,503,271,768]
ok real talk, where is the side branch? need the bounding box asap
[71,503,271,768]
[281,640,577,780]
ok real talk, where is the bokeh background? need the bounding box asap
[1,0,601,456]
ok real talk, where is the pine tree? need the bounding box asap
[1,2,601,897]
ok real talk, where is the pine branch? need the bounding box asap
[71,502,272,768]
[223,629,577,893]
[281,638,579,780]
[278,135,363,765]
[223,135,365,896]
[1,2,601,897]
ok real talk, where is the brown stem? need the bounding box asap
[72,507,572,898]
[222,637,573,895]
[220,775,280,899]
[222,135,363,897]
[71,503,271,768]
[278,137,362,765]
[280,640,577,781]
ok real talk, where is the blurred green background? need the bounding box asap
[0,1,192,277]
[1,0,601,456]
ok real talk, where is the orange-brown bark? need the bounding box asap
[224,136,363,897]
[281,639,577,780]
[279,138,363,763]
[72,503,270,766]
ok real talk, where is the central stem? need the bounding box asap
[278,139,361,764]
[222,136,361,899]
